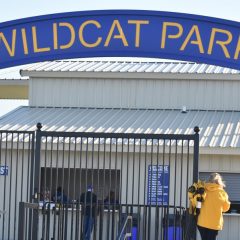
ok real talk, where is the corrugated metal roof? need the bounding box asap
[22,61,240,74]
[1,106,240,148]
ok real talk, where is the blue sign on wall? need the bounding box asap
[0,166,8,176]
[148,165,169,205]
[1,10,240,69]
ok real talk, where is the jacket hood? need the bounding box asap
[205,183,222,191]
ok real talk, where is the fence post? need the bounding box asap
[193,126,200,182]
[32,123,42,239]
[18,202,25,240]
[189,126,200,240]
[27,131,36,240]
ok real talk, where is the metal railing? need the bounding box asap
[117,215,132,240]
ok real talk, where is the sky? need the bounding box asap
[0,0,240,115]
[1,0,240,22]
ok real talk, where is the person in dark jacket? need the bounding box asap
[52,186,68,203]
[104,190,119,209]
[80,185,97,240]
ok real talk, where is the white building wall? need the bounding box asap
[199,154,240,173]
[30,77,240,111]
[0,149,32,240]
[218,215,240,240]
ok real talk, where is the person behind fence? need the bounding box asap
[197,173,230,240]
[40,188,51,203]
[104,190,119,209]
[52,186,68,204]
[80,184,97,240]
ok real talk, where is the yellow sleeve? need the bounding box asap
[222,192,231,213]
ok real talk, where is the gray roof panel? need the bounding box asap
[21,61,240,74]
[1,107,240,148]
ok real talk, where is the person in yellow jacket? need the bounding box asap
[197,173,231,240]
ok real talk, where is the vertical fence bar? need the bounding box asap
[0,132,4,240]
[13,133,20,240]
[71,138,77,240]
[143,138,147,240]
[28,131,35,240]
[118,138,124,238]
[113,138,118,240]
[192,126,200,240]
[32,123,43,240]
[42,135,47,240]
[79,137,83,240]
[137,138,142,239]
[160,139,166,240]
[193,126,200,182]
[53,136,59,240]
[18,202,25,240]
[126,138,130,207]
[96,137,101,240]
[7,133,13,239]
[155,138,160,240]
[91,137,96,240]
[180,139,184,240]
[107,138,111,240]
[147,138,153,240]
[173,140,178,240]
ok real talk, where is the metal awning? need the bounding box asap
[0,106,240,148]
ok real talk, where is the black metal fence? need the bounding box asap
[0,125,199,240]
[0,131,35,240]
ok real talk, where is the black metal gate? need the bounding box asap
[1,124,199,240]
[0,130,35,240]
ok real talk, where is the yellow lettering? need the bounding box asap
[207,28,232,58]
[104,20,128,47]
[0,29,16,57]
[79,20,102,48]
[21,28,29,55]
[234,36,240,60]
[32,26,51,53]
[53,23,58,50]
[59,23,75,49]
[180,25,204,53]
[128,20,149,47]
[161,22,183,49]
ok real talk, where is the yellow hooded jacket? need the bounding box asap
[197,183,231,230]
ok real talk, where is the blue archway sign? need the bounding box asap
[1,10,240,69]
